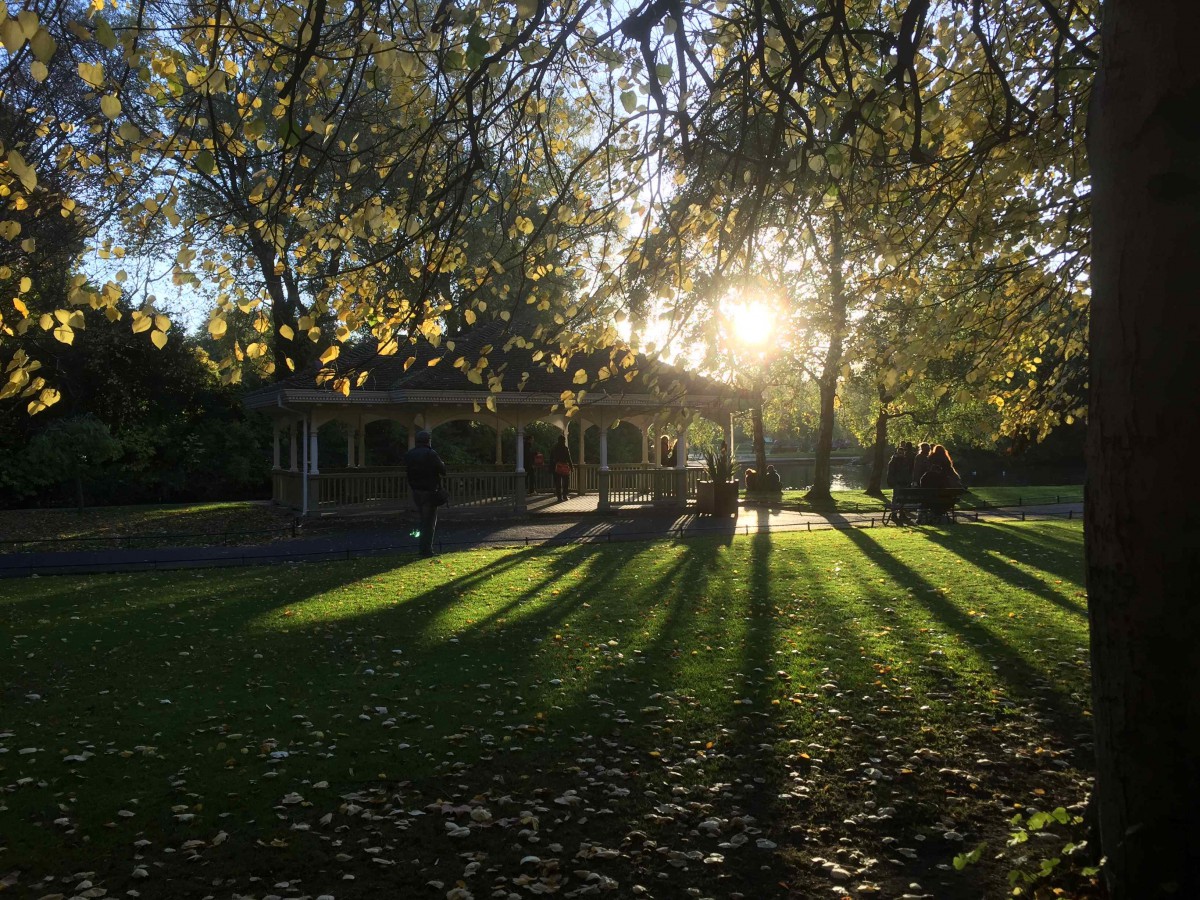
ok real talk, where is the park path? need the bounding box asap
[0,501,1083,578]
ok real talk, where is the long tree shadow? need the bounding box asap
[836,525,1091,742]
[921,526,1087,620]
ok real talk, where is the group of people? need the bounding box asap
[886,441,963,490]
[744,465,783,492]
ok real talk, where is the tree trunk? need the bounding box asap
[866,407,888,496]
[806,219,847,503]
[751,398,768,478]
[253,241,304,380]
[1087,3,1200,897]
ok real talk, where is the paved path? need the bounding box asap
[0,502,1083,578]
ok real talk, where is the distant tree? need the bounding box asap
[25,415,120,510]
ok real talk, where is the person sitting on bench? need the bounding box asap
[919,444,963,489]
[762,465,782,492]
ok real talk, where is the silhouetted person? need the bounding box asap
[920,444,963,489]
[910,442,932,486]
[550,434,573,502]
[763,465,782,492]
[404,430,447,557]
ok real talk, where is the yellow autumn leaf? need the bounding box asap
[16,9,38,39]
[131,312,152,333]
[53,325,74,345]
[29,25,55,62]
[0,18,22,53]
[78,60,104,88]
[278,324,294,341]
[209,316,228,338]
[319,345,339,364]
[7,150,36,191]
[572,369,588,384]
[100,94,122,119]
[30,60,48,82]
[150,329,167,349]
[154,314,170,331]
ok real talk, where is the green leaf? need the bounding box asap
[195,150,215,176]
[620,90,637,114]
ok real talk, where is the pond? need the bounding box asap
[738,457,1085,492]
[738,458,870,491]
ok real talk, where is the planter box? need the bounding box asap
[697,480,740,516]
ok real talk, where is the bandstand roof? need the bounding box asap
[244,320,754,418]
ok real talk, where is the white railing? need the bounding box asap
[309,469,522,513]
[607,468,685,504]
[276,464,702,513]
[442,472,522,510]
[319,470,409,508]
[272,471,305,509]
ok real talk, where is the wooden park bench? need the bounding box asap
[882,486,967,526]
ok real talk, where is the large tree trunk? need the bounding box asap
[866,407,888,496]
[806,219,847,503]
[1087,3,1200,897]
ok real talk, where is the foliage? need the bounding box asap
[22,413,120,508]
[701,443,737,483]
[0,301,271,507]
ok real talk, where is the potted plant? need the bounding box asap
[697,446,740,516]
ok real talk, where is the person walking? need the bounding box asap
[404,430,447,557]
[549,433,573,502]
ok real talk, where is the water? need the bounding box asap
[740,458,870,492]
[742,457,1083,492]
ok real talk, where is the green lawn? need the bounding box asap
[0,521,1096,898]
[0,501,296,553]
[779,484,1084,512]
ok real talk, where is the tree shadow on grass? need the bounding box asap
[920,525,1087,621]
[836,525,1091,742]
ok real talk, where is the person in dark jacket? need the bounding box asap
[549,434,573,502]
[404,430,447,557]
[910,442,932,486]
[886,442,915,488]
[763,465,783,492]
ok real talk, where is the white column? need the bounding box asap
[515,425,526,474]
[309,417,320,475]
[723,414,734,457]
[356,415,366,467]
[641,425,650,464]
[599,419,609,472]
[289,420,299,472]
[495,423,503,464]
[346,425,355,468]
[676,422,689,469]
[578,418,586,464]
[272,422,281,470]
[408,423,417,450]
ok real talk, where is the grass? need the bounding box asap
[0,520,1096,898]
[0,501,296,554]
[778,484,1084,513]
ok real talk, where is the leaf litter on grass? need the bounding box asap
[0,521,1098,899]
